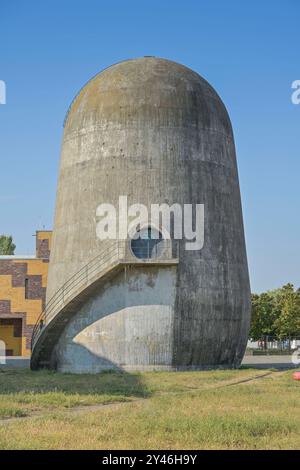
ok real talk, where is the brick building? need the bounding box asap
[0,231,52,356]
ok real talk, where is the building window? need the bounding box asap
[24,278,29,299]
[131,227,164,259]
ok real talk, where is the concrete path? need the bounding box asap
[0,357,30,369]
[242,355,298,369]
[0,355,298,371]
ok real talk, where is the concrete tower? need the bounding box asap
[31,58,251,372]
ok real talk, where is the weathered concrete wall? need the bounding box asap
[45,57,251,370]
[53,266,177,373]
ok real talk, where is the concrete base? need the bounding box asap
[58,364,242,373]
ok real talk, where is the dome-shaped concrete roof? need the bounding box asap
[63,57,232,139]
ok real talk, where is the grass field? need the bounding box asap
[0,367,299,449]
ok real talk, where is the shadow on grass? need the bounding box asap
[0,368,150,400]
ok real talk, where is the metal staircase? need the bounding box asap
[30,239,178,370]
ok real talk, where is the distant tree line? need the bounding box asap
[250,283,300,340]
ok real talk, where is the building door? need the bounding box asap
[0,319,22,356]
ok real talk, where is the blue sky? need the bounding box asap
[0,0,299,292]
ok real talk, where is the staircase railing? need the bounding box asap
[31,238,178,350]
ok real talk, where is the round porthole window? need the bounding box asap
[131,227,164,259]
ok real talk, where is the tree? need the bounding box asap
[274,284,300,339]
[250,284,300,345]
[0,235,16,255]
[249,292,279,343]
